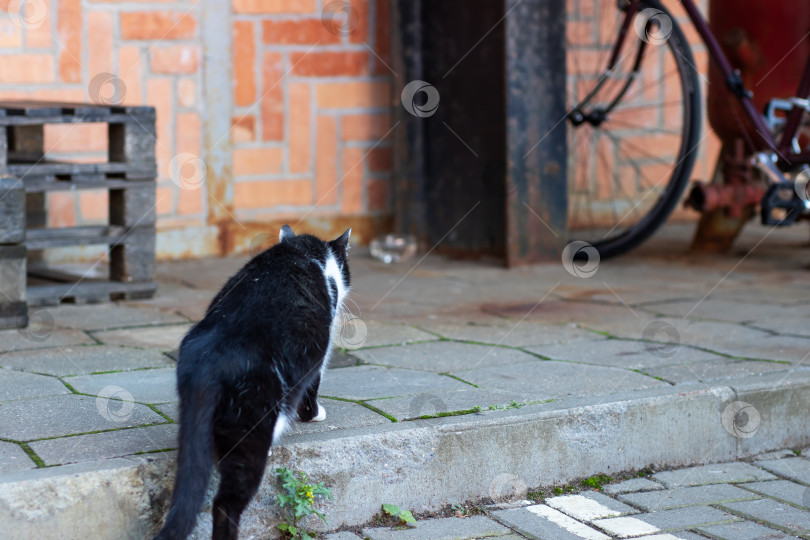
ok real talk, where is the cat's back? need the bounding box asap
[179,240,332,365]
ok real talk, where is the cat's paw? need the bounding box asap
[267,448,273,457]
[310,403,326,422]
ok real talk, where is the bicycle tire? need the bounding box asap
[566,0,701,259]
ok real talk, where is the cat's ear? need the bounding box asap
[279,224,295,243]
[331,228,351,252]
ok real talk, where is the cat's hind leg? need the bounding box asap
[212,425,273,540]
[297,374,326,422]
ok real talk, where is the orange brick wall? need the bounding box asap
[230,0,392,226]
[0,0,392,260]
[1,0,717,260]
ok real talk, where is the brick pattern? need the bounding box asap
[0,0,393,258]
[0,0,717,258]
[231,0,393,221]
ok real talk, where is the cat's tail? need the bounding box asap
[153,379,219,540]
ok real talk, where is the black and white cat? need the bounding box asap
[154,225,351,540]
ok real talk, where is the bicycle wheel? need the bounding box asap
[566,0,701,258]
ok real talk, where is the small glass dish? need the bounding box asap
[369,234,417,264]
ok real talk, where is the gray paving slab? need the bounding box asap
[641,300,786,323]
[0,441,36,474]
[546,491,639,520]
[42,303,188,331]
[756,449,799,460]
[288,399,391,435]
[29,423,177,466]
[582,317,810,364]
[353,341,537,374]
[91,324,192,351]
[455,360,667,401]
[525,339,721,371]
[0,345,174,376]
[417,321,604,347]
[0,394,164,440]
[739,480,810,510]
[618,484,759,511]
[757,457,810,485]
[324,533,362,540]
[318,365,470,400]
[0,327,94,353]
[660,533,711,540]
[646,359,791,384]
[357,320,438,348]
[366,389,534,420]
[596,506,738,535]
[330,349,361,368]
[719,499,810,537]
[132,282,214,322]
[696,520,800,540]
[67,367,177,404]
[493,505,610,540]
[603,478,665,495]
[0,368,70,401]
[480,300,642,328]
[362,515,511,539]
[749,316,810,338]
[653,462,777,487]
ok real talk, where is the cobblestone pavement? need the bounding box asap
[1,223,809,538]
[332,449,810,539]
[1,224,808,473]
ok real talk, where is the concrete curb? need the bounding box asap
[3,373,809,539]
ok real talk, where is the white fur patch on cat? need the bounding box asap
[323,251,347,305]
[272,412,289,445]
[310,403,326,422]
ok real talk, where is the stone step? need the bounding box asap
[2,373,810,539]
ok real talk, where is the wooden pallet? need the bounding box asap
[0,101,158,325]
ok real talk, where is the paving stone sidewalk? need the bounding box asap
[331,449,810,539]
[0,223,809,538]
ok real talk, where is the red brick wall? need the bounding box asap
[1,0,717,260]
[230,0,392,226]
[0,0,393,260]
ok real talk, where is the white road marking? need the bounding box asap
[547,494,625,521]
[526,504,611,540]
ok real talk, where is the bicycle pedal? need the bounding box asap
[760,183,805,226]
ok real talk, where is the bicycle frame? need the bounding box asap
[608,0,810,171]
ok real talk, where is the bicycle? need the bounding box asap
[566,0,810,258]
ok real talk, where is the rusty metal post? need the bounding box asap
[391,0,429,243]
[505,0,567,266]
[202,0,233,251]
